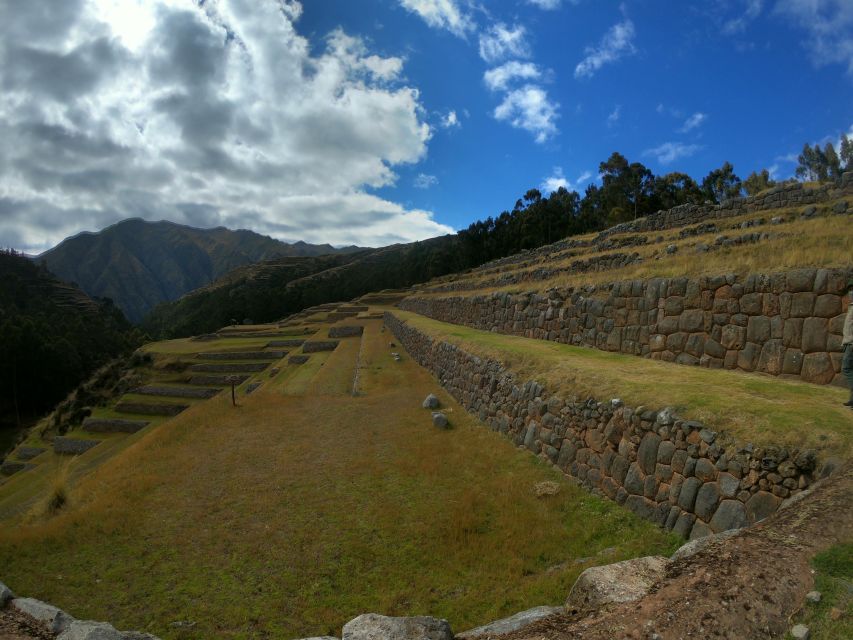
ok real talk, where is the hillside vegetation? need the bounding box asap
[0,250,143,455]
[39,218,361,322]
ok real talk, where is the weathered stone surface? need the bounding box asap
[689,519,713,540]
[329,325,364,338]
[14,446,46,461]
[637,433,661,474]
[801,318,828,353]
[624,463,645,495]
[678,477,702,511]
[709,499,748,533]
[342,614,453,640]
[422,394,440,409]
[790,623,810,640]
[455,606,562,638]
[0,580,14,605]
[694,458,717,482]
[303,340,340,353]
[431,412,449,429]
[566,556,668,610]
[670,529,741,561]
[801,352,835,384]
[718,473,740,498]
[11,598,74,633]
[53,437,100,456]
[694,482,720,521]
[83,417,151,433]
[57,620,125,640]
[672,512,696,538]
[746,491,782,524]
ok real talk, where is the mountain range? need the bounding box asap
[37,219,361,322]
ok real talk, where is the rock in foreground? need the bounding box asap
[342,613,452,640]
[565,556,669,610]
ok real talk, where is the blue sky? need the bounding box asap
[0,0,851,251]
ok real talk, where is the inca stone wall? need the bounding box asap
[599,179,848,237]
[401,267,853,385]
[385,311,819,540]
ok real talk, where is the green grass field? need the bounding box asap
[0,319,679,638]
[392,310,853,457]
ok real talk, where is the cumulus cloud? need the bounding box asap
[528,0,562,9]
[479,23,531,64]
[440,110,461,128]
[0,0,454,252]
[679,112,708,132]
[540,166,591,194]
[413,173,439,189]
[574,16,636,78]
[483,61,542,91]
[643,142,702,165]
[398,0,475,37]
[775,0,853,75]
[494,86,559,143]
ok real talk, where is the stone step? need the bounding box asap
[53,437,100,455]
[267,339,305,348]
[190,362,269,373]
[329,326,364,338]
[114,402,188,417]
[83,417,150,433]
[15,446,46,461]
[196,351,286,361]
[302,340,339,353]
[188,374,250,386]
[133,385,221,399]
[1,461,35,476]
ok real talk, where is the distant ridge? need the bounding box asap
[38,218,362,322]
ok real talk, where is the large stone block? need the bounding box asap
[11,598,73,633]
[737,342,760,370]
[746,316,771,343]
[694,482,720,521]
[624,462,645,495]
[783,318,803,348]
[678,477,702,511]
[790,292,816,317]
[679,309,706,333]
[684,334,706,357]
[343,614,453,640]
[456,607,562,639]
[786,268,817,292]
[720,324,746,350]
[801,352,836,384]
[801,317,828,353]
[566,556,669,610]
[745,491,782,524]
[637,433,661,475]
[814,294,842,318]
[757,339,786,375]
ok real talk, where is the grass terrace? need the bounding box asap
[391,310,853,458]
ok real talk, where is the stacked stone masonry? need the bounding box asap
[385,312,819,540]
[401,267,853,385]
[599,179,850,238]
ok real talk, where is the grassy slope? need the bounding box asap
[0,319,678,639]
[392,310,853,457]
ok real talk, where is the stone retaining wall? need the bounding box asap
[385,312,819,540]
[401,267,853,385]
[329,325,364,338]
[599,179,850,238]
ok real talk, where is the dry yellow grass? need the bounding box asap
[392,310,853,457]
[416,202,853,297]
[0,318,678,639]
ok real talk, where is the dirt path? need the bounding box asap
[499,464,853,640]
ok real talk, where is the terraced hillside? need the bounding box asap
[1,183,852,640]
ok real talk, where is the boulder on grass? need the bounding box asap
[432,412,449,429]
[342,613,453,640]
[565,556,669,610]
[422,394,440,409]
[57,620,124,640]
[0,580,14,605]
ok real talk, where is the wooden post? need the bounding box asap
[231,379,236,406]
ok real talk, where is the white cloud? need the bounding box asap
[723,0,764,34]
[483,61,542,91]
[493,85,559,143]
[643,142,702,165]
[479,23,531,64]
[607,105,621,126]
[775,0,853,75]
[540,167,591,194]
[574,16,636,78]
[398,0,475,38]
[413,173,439,189]
[527,0,562,9]
[679,112,707,132]
[0,0,454,252]
[440,110,460,128]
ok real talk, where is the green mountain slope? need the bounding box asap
[143,234,466,337]
[0,250,143,453]
[38,219,361,322]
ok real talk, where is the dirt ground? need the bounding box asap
[495,464,853,640]
[0,607,53,640]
